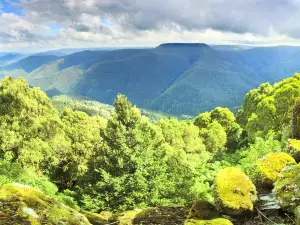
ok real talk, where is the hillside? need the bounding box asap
[2,44,300,115]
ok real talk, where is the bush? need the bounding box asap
[258,153,296,185]
[238,132,283,181]
[213,167,257,216]
[274,163,300,212]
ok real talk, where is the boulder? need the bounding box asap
[274,163,300,212]
[188,200,220,220]
[213,167,257,216]
[184,218,233,225]
[118,206,188,225]
[258,153,296,186]
[0,183,90,225]
[287,139,300,162]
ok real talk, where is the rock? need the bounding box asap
[287,139,300,162]
[118,206,188,225]
[81,211,116,225]
[184,218,233,225]
[274,163,300,212]
[0,183,90,225]
[213,167,257,216]
[258,153,296,186]
[188,200,220,220]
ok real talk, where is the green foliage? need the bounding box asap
[0,160,57,196]
[238,73,300,138]
[195,107,243,151]
[238,131,283,180]
[79,95,198,211]
[54,108,104,189]
[0,77,65,171]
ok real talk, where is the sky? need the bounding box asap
[2,0,300,52]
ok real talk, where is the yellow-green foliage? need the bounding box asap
[184,218,233,225]
[274,163,300,212]
[258,153,296,185]
[287,139,300,162]
[213,167,257,215]
[0,183,90,225]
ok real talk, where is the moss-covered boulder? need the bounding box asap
[258,153,296,186]
[188,200,220,220]
[213,167,257,216]
[0,183,90,225]
[287,139,300,162]
[184,218,233,225]
[274,163,300,212]
[81,211,116,225]
[118,206,188,225]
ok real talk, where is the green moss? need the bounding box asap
[0,183,90,225]
[258,153,296,185]
[274,163,300,212]
[287,139,300,162]
[81,211,115,225]
[184,218,233,225]
[117,208,156,225]
[213,167,257,216]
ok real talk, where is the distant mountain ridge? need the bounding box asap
[1,43,300,115]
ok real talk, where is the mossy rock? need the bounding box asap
[213,167,257,216]
[188,200,220,220]
[184,218,233,225]
[274,163,300,212]
[258,153,296,186]
[118,206,188,225]
[0,183,90,225]
[81,211,116,225]
[287,139,300,162]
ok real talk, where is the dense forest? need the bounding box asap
[1,74,300,225]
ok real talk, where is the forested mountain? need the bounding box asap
[2,44,300,115]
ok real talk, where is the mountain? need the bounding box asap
[2,44,300,115]
[0,53,28,67]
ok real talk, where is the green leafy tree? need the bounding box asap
[0,77,65,171]
[80,95,196,211]
[54,108,104,190]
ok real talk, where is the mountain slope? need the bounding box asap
[2,44,300,116]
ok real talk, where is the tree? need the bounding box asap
[79,95,197,211]
[194,107,242,150]
[0,77,65,171]
[199,121,227,153]
[54,108,104,190]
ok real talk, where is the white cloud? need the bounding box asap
[2,0,300,52]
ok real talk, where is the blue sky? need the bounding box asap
[2,0,300,52]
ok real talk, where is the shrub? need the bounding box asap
[213,167,257,216]
[258,153,296,185]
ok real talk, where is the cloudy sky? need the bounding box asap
[2,0,300,52]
